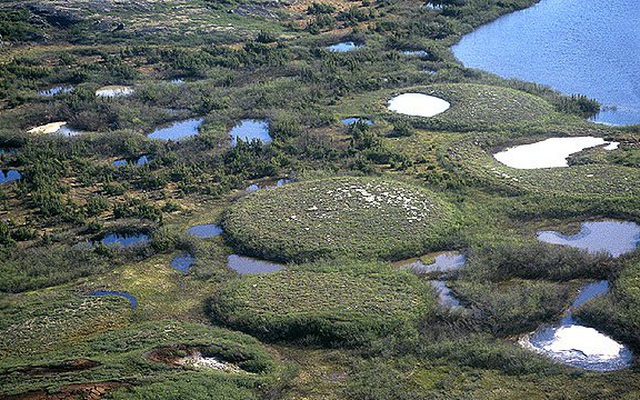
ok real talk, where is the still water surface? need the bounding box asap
[453,0,640,125]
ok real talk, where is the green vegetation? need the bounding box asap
[0,320,284,398]
[1,0,639,398]
[388,83,559,131]
[210,262,437,345]
[223,177,459,262]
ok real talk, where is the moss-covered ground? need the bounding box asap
[2,0,640,398]
[210,262,438,344]
[223,176,459,262]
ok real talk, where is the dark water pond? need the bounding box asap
[341,117,374,126]
[429,280,461,308]
[227,255,284,275]
[245,178,291,193]
[89,291,138,309]
[97,232,150,247]
[229,120,271,146]
[537,221,640,258]
[452,0,640,125]
[327,42,362,52]
[522,280,632,371]
[171,252,196,273]
[113,155,149,167]
[148,118,203,141]
[0,170,21,184]
[39,86,73,97]
[186,224,223,238]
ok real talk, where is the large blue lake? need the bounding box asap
[452,0,640,126]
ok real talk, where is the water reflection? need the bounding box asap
[229,120,271,146]
[95,232,150,248]
[89,291,138,309]
[537,220,640,258]
[227,255,284,275]
[186,224,223,238]
[327,42,362,52]
[245,178,291,193]
[521,280,632,371]
[171,252,195,273]
[429,280,461,308]
[148,118,203,141]
[0,170,21,184]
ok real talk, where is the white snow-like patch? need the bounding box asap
[176,352,244,373]
[493,137,617,169]
[545,325,624,359]
[27,121,67,134]
[604,141,620,150]
[95,85,134,98]
[387,93,450,117]
[520,324,632,371]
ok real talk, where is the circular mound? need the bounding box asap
[223,177,458,262]
[209,264,437,345]
[388,93,451,117]
[444,136,640,200]
[394,83,556,131]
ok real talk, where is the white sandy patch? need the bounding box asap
[604,141,620,150]
[27,121,67,135]
[545,325,624,359]
[176,351,244,373]
[387,93,450,117]
[95,85,134,98]
[494,137,617,169]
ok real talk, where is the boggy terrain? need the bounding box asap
[1,0,640,399]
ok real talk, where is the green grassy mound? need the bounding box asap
[388,83,558,131]
[0,291,132,359]
[209,263,438,345]
[0,320,280,398]
[223,177,459,262]
[441,136,640,216]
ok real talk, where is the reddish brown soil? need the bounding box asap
[2,381,128,400]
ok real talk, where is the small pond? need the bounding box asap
[327,42,362,52]
[395,252,465,278]
[95,85,134,98]
[186,224,223,239]
[96,232,150,248]
[341,117,374,126]
[171,252,196,273]
[520,280,632,371]
[229,119,272,146]
[387,93,450,117]
[89,291,138,309]
[245,178,291,193]
[170,78,185,85]
[227,255,284,275]
[0,170,21,185]
[429,280,461,308]
[494,137,619,169]
[38,86,73,97]
[537,220,640,258]
[113,155,149,167]
[27,122,83,136]
[148,118,203,141]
